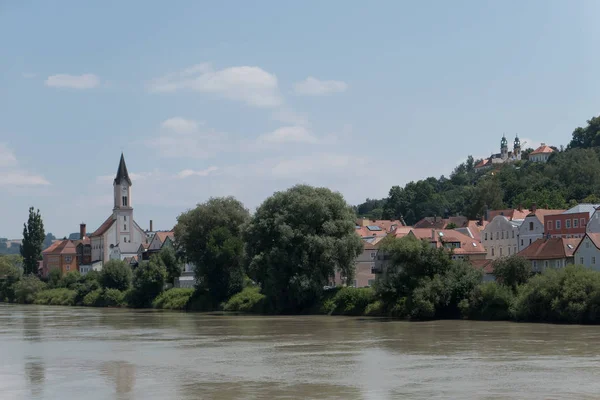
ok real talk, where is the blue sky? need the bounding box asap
[1,1,600,238]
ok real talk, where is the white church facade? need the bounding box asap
[90,154,147,265]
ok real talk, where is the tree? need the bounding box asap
[492,255,531,291]
[568,115,600,149]
[20,207,45,275]
[100,260,132,291]
[13,274,46,304]
[0,257,21,302]
[245,185,363,313]
[47,268,63,288]
[131,256,167,307]
[158,245,181,285]
[174,196,250,304]
[43,233,56,250]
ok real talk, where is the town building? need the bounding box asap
[481,215,523,259]
[475,135,522,171]
[136,231,174,263]
[529,143,555,163]
[41,240,77,276]
[334,241,379,288]
[408,229,487,262]
[584,207,600,234]
[518,207,565,251]
[89,154,147,266]
[518,237,579,272]
[487,207,531,222]
[544,204,600,239]
[573,233,600,270]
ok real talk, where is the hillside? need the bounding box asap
[356,115,600,225]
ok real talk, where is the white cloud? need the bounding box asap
[45,73,100,89]
[177,166,218,179]
[160,117,199,134]
[293,76,348,96]
[271,108,310,126]
[0,143,48,186]
[0,144,17,167]
[258,126,318,144]
[148,63,282,108]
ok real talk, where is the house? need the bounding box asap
[544,204,600,239]
[175,262,196,288]
[413,216,468,229]
[454,219,488,243]
[356,219,405,232]
[89,154,147,266]
[518,207,565,251]
[41,240,78,276]
[487,207,531,222]
[471,259,495,282]
[584,207,600,234]
[573,233,600,270]
[333,241,379,288]
[481,215,523,259]
[529,143,554,162]
[518,237,580,272]
[408,228,487,262]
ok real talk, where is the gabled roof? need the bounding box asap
[474,158,491,169]
[518,237,581,260]
[90,215,115,237]
[42,239,77,256]
[488,209,531,221]
[564,204,600,217]
[114,153,132,186]
[470,258,493,274]
[356,226,388,238]
[155,231,174,244]
[391,226,413,238]
[530,144,554,155]
[525,209,566,223]
[409,229,486,255]
[577,233,600,252]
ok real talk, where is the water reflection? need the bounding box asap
[99,361,136,400]
[24,358,45,398]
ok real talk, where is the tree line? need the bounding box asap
[356,115,600,224]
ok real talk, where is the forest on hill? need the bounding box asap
[356,115,600,225]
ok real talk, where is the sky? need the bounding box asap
[1,1,600,238]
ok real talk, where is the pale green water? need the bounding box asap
[1,304,600,399]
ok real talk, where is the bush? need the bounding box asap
[83,289,103,307]
[461,282,514,320]
[223,287,266,313]
[34,288,77,306]
[130,257,167,308]
[13,275,46,304]
[102,288,126,307]
[61,271,81,289]
[101,260,132,291]
[330,287,375,316]
[364,300,385,316]
[47,268,63,288]
[152,288,194,310]
[0,259,21,302]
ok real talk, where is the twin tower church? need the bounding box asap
[475,135,522,170]
[90,154,147,264]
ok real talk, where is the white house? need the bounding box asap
[518,209,565,252]
[529,144,554,163]
[585,207,600,233]
[481,215,523,259]
[573,233,600,270]
[518,237,579,272]
[90,154,147,265]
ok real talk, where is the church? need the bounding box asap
[90,154,147,265]
[475,135,521,171]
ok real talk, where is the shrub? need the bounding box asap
[102,288,126,307]
[13,275,46,304]
[330,287,375,316]
[130,257,167,308]
[34,288,77,306]
[223,287,266,313]
[364,300,384,316]
[152,288,194,310]
[461,282,514,320]
[61,271,81,289]
[0,259,21,302]
[101,260,132,291]
[47,268,63,288]
[83,289,103,307]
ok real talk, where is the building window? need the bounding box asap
[370,252,376,259]
[502,231,505,240]
[65,256,72,263]
[586,241,590,249]
[124,224,127,231]
[582,218,586,227]
[593,257,596,265]
[529,238,532,245]
[548,221,552,230]
[533,261,537,269]
[514,246,517,254]
[122,196,128,207]
[508,247,511,255]
[556,220,561,230]
[544,261,548,268]
[496,232,499,240]
[529,222,534,231]
[500,247,503,256]
[491,248,495,257]
[574,218,578,228]
[66,265,70,271]
[580,257,584,264]
[368,279,375,287]
[512,231,515,238]
[521,239,523,246]
[124,216,127,221]
[566,219,571,229]
[485,233,488,240]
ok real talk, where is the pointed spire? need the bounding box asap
[114,153,132,186]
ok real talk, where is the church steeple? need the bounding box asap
[501,134,508,160]
[114,153,132,186]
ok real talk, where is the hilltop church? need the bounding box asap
[475,135,521,171]
[90,154,147,265]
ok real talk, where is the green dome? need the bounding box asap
[501,135,508,147]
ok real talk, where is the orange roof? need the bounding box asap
[42,240,62,254]
[356,226,388,238]
[43,239,76,256]
[488,209,531,221]
[528,209,566,223]
[73,237,90,246]
[391,226,413,238]
[531,144,555,155]
[356,219,404,232]
[155,231,174,244]
[90,215,115,237]
[585,233,600,250]
[475,158,491,169]
[470,259,493,274]
[409,229,486,255]
[518,237,580,260]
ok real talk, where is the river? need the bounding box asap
[1,304,600,399]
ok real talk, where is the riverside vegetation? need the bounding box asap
[4,115,600,323]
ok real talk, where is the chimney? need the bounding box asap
[532,203,537,213]
[479,214,484,226]
[80,223,86,239]
[517,203,522,212]
[150,220,153,232]
[431,229,436,240]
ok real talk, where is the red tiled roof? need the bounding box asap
[470,259,493,274]
[90,215,115,237]
[391,226,413,238]
[586,233,600,250]
[409,228,487,255]
[43,239,76,256]
[356,219,404,232]
[475,158,491,169]
[488,209,531,221]
[531,144,555,155]
[528,209,566,223]
[42,240,62,254]
[155,231,174,244]
[517,237,581,260]
[356,226,388,238]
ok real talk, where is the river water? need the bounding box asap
[1,304,600,400]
